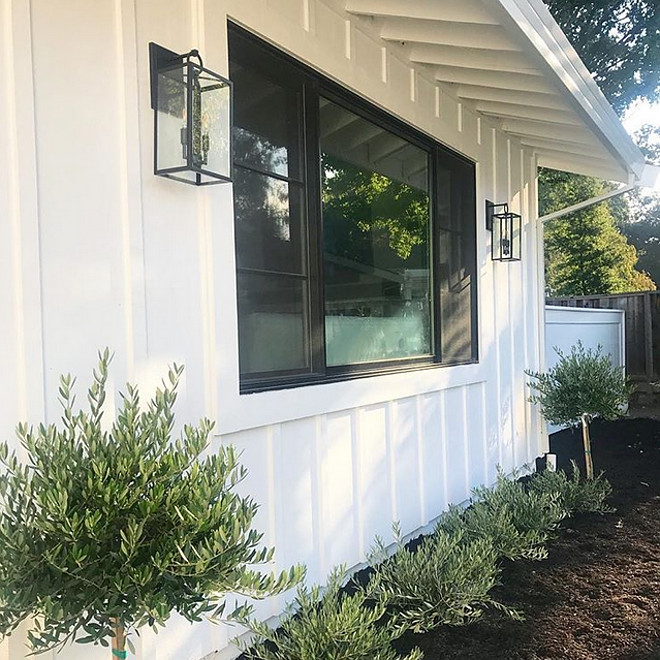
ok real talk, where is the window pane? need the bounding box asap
[437,155,477,363]
[230,63,303,179]
[320,99,432,366]
[234,168,306,274]
[237,273,310,375]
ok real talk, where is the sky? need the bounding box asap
[623,98,660,138]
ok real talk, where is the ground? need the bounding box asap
[395,417,660,660]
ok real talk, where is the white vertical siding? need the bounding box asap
[0,0,546,657]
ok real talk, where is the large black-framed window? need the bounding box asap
[229,24,477,393]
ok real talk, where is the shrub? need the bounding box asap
[439,472,566,561]
[363,524,521,634]
[527,341,632,478]
[239,567,422,660]
[530,462,613,515]
[0,351,304,657]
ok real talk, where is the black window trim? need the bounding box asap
[229,22,479,395]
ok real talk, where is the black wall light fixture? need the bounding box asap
[486,200,521,261]
[150,43,232,185]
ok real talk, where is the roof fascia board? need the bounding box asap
[492,0,646,181]
[539,184,634,223]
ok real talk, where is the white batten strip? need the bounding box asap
[415,395,427,524]
[350,408,366,560]
[303,0,310,32]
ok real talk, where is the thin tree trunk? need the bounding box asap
[111,618,127,659]
[581,414,594,480]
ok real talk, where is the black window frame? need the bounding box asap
[229,23,478,394]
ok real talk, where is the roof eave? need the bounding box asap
[492,0,647,182]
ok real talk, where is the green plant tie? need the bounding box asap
[112,651,127,659]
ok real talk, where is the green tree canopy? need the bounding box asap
[621,125,660,285]
[539,1,659,296]
[322,155,429,262]
[544,0,659,113]
[541,170,656,296]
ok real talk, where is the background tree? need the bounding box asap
[0,352,303,657]
[543,0,659,114]
[539,0,659,296]
[322,155,429,262]
[620,125,660,285]
[540,170,656,295]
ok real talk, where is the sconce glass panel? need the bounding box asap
[152,44,232,186]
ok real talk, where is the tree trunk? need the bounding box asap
[111,618,127,659]
[580,414,594,480]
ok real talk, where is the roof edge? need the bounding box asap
[493,0,647,182]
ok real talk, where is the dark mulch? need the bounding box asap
[394,417,660,660]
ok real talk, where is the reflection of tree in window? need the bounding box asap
[322,155,429,262]
[321,142,433,365]
[234,127,288,176]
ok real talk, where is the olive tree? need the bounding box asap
[527,342,632,478]
[0,351,303,657]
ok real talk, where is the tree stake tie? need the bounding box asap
[112,650,127,659]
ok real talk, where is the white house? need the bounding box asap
[0,0,654,658]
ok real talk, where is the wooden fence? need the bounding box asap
[546,291,660,378]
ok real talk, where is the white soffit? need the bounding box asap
[345,0,648,184]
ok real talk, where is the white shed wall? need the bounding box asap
[545,306,626,373]
[0,0,546,658]
[544,305,626,434]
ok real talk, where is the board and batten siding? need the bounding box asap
[0,0,546,658]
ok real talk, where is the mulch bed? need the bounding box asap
[395,417,660,660]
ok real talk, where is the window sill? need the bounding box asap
[240,357,479,394]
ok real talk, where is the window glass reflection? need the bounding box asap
[232,64,302,179]
[320,99,432,366]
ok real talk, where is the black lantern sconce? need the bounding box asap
[486,200,521,262]
[150,43,232,185]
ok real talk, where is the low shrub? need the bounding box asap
[364,525,521,634]
[239,567,422,660]
[530,462,613,515]
[439,471,566,561]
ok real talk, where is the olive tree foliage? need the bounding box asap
[0,351,303,656]
[239,566,422,660]
[527,342,632,478]
[364,524,520,635]
[530,462,614,516]
[439,471,566,563]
